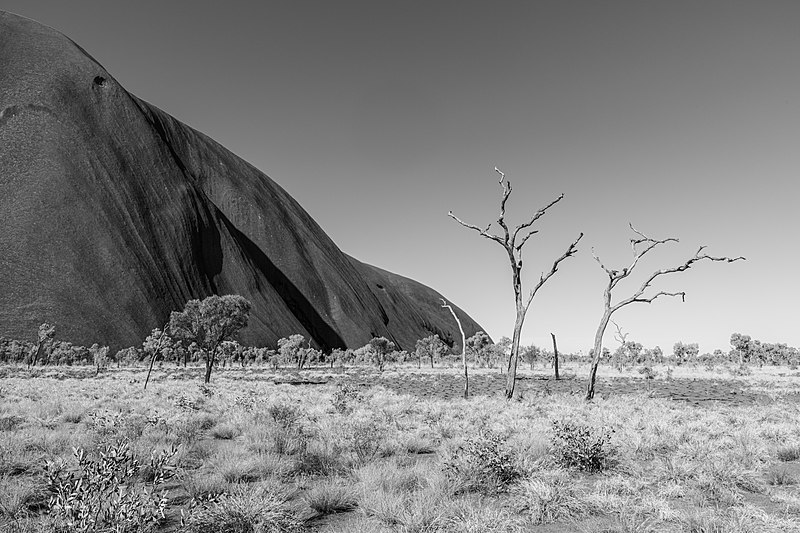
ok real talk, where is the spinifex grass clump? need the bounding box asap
[45,440,176,532]
[443,428,520,494]
[180,484,302,533]
[551,420,614,473]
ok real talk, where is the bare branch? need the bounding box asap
[512,194,565,246]
[631,291,686,304]
[495,167,512,244]
[515,229,539,251]
[448,211,505,246]
[611,248,745,312]
[524,232,584,311]
[611,320,628,345]
[592,247,614,277]
[624,223,679,278]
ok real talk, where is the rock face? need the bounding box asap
[0,11,485,352]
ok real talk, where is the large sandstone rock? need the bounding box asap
[0,11,485,352]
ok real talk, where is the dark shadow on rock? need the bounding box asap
[218,211,346,352]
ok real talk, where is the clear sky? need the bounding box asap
[5,1,798,354]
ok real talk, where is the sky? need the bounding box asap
[4,1,798,355]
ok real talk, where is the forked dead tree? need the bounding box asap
[441,299,468,398]
[586,224,744,401]
[449,167,583,399]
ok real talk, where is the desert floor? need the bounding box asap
[2,362,800,532]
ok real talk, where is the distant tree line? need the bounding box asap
[3,323,797,373]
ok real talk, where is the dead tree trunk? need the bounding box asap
[442,299,468,398]
[551,333,560,380]
[449,167,582,399]
[586,224,744,401]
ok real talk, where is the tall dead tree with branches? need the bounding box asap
[586,224,744,401]
[449,167,583,399]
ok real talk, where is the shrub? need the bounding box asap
[551,420,614,473]
[342,415,389,466]
[0,415,25,431]
[249,403,311,457]
[45,441,176,532]
[442,428,520,494]
[331,382,361,414]
[266,403,303,429]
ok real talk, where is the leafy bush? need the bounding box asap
[261,403,309,456]
[551,420,614,473]
[442,429,520,494]
[331,382,361,414]
[45,441,176,532]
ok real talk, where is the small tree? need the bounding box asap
[466,331,492,367]
[168,295,251,384]
[415,334,448,369]
[521,345,540,370]
[673,341,699,365]
[449,167,582,398]
[89,344,109,376]
[730,333,754,365]
[277,334,305,367]
[368,337,395,371]
[586,224,744,400]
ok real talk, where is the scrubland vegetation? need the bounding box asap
[1,361,800,532]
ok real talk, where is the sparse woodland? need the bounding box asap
[7,170,800,533]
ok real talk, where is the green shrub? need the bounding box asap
[45,441,176,532]
[331,382,361,414]
[551,420,614,473]
[342,415,388,465]
[0,415,25,431]
[442,429,520,494]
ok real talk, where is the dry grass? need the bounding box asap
[1,364,800,532]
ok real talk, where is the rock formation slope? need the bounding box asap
[0,11,485,352]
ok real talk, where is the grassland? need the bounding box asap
[1,363,800,532]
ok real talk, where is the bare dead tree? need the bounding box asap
[586,224,745,401]
[551,332,560,380]
[449,167,583,399]
[441,299,468,398]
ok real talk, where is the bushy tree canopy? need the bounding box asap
[169,295,251,383]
